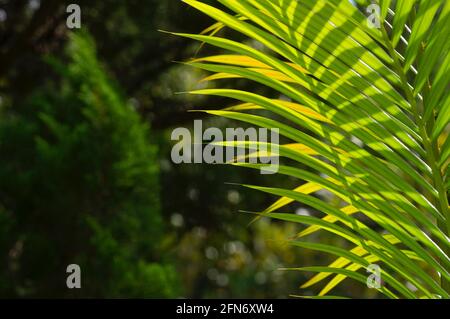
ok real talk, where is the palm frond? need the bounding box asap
[176,0,450,298]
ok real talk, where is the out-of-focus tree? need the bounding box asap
[0,32,179,298]
[0,0,368,298]
[0,0,216,128]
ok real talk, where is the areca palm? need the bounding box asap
[173,0,450,298]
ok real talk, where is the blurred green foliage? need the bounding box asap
[0,32,179,297]
[0,0,371,298]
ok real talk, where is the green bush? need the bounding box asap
[0,32,179,298]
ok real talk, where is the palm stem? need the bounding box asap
[381,25,450,295]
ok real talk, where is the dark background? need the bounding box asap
[0,0,371,298]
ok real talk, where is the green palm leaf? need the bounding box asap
[175,0,450,298]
